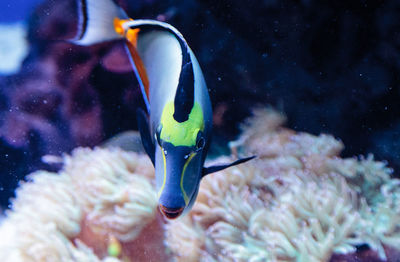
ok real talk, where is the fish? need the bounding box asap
[72,0,255,219]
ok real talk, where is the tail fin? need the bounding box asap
[73,0,128,46]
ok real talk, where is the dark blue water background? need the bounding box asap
[0,0,43,23]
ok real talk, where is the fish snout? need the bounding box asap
[159,204,184,219]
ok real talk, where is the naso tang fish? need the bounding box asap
[72,0,255,219]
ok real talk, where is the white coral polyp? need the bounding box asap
[0,147,157,261]
[63,148,157,241]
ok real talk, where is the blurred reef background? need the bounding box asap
[0,0,400,212]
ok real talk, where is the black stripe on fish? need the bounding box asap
[76,0,88,40]
[126,22,195,122]
[173,61,194,123]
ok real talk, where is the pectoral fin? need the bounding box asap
[202,155,256,177]
[136,108,155,165]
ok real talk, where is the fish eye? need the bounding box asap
[195,132,205,151]
[156,125,162,146]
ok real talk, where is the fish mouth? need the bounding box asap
[159,205,184,219]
